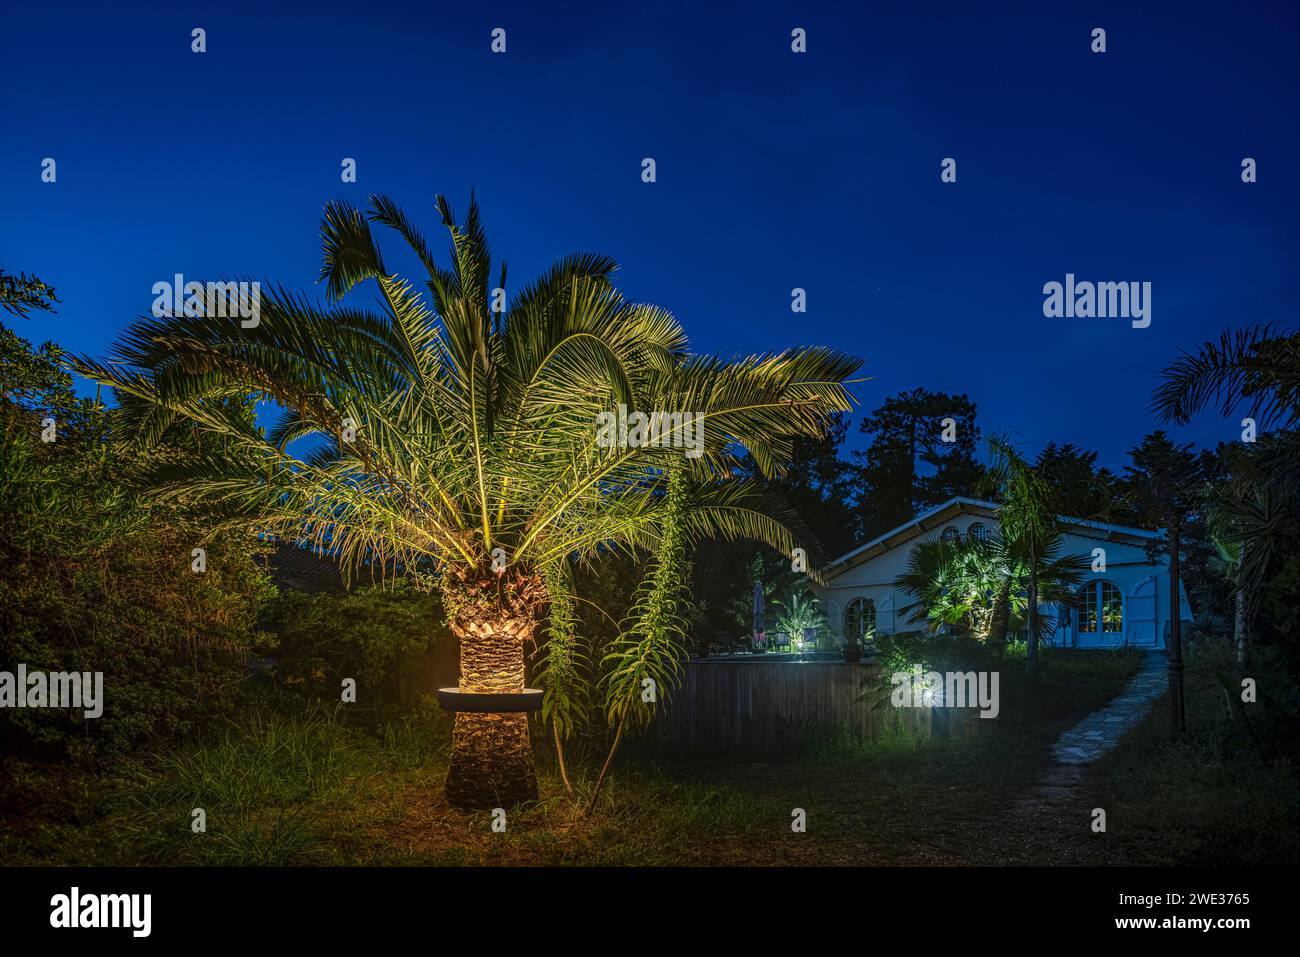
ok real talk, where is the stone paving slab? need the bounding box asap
[1050,652,1167,765]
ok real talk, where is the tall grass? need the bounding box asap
[1082,636,1298,865]
[98,702,449,865]
[7,641,1283,866]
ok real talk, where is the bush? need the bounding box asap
[256,584,449,707]
[871,630,1144,728]
[0,322,274,760]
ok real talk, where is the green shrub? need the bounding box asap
[256,584,449,706]
[1,322,274,760]
[871,631,1143,728]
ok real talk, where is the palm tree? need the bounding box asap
[1152,325,1297,671]
[1208,485,1283,666]
[1152,324,1299,494]
[894,537,979,635]
[773,588,828,648]
[72,193,861,808]
[983,436,1064,673]
[895,531,1084,641]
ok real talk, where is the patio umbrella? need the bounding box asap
[752,578,765,648]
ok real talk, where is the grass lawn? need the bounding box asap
[8,645,1288,867]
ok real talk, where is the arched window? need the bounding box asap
[941,526,960,544]
[1077,581,1123,635]
[844,598,876,641]
[968,522,989,541]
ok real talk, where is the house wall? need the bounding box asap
[812,513,1193,650]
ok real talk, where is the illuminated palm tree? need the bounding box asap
[895,531,1083,641]
[73,194,860,808]
[894,537,979,634]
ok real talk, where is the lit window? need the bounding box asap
[844,598,876,641]
[1101,582,1123,632]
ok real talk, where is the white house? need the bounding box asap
[810,497,1193,649]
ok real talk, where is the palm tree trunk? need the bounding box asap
[1168,525,1186,736]
[1026,547,1040,673]
[1234,539,1250,667]
[443,573,545,809]
[1232,586,1247,666]
[990,580,1012,644]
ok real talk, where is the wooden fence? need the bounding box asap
[659,657,979,756]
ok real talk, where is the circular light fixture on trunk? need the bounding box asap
[437,687,544,713]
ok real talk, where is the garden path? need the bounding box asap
[1049,652,1168,764]
[989,652,1168,863]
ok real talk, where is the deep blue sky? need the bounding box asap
[3,1,1297,469]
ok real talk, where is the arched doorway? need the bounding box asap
[1075,580,1124,647]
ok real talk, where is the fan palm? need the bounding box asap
[72,193,861,808]
[895,531,1084,641]
[894,537,976,634]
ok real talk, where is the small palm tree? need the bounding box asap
[1124,431,1207,735]
[774,589,827,648]
[894,537,976,634]
[73,193,861,808]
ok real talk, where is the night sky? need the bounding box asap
[3,0,1297,468]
